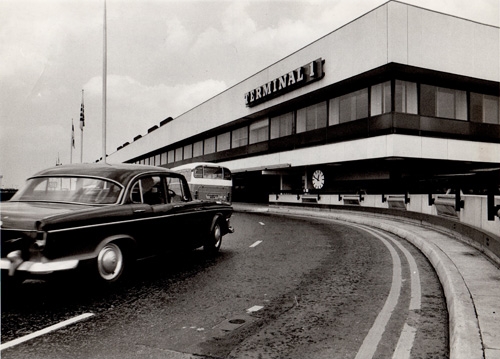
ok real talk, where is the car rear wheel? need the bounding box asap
[96,242,125,282]
[204,220,222,254]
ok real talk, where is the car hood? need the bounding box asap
[0,201,94,230]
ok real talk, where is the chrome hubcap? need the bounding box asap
[97,243,123,281]
[214,224,221,247]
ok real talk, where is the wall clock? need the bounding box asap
[312,169,325,189]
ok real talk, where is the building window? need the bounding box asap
[160,152,167,165]
[471,93,500,124]
[193,140,203,157]
[371,81,391,116]
[249,119,269,144]
[270,112,294,139]
[167,150,175,163]
[330,89,369,125]
[155,154,160,165]
[232,126,248,148]
[217,132,231,152]
[183,144,192,159]
[395,80,418,114]
[175,147,183,162]
[420,84,467,120]
[296,102,327,133]
[204,136,216,154]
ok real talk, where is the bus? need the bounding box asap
[171,162,232,204]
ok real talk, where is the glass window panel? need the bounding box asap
[339,94,354,123]
[436,87,455,119]
[204,136,216,154]
[270,112,294,139]
[329,97,339,126]
[249,118,269,144]
[194,166,203,178]
[296,102,327,133]
[183,144,192,159]
[160,152,167,165]
[420,84,436,117]
[175,147,183,161]
[167,150,175,163]
[155,154,160,165]
[296,108,306,133]
[455,90,467,121]
[406,82,418,114]
[217,132,231,151]
[356,89,369,119]
[193,141,203,157]
[338,89,368,123]
[371,81,391,116]
[483,95,500,124]
[232,127,248,148]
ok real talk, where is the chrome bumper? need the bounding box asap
[1,252,79,276]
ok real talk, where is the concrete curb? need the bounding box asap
[235,204,484,359]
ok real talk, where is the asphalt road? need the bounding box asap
[1,212,448,358]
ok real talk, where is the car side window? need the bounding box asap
[130,176,166,205]
[166,176,186,203]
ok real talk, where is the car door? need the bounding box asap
[126,175,161,257]
[164,174,207,250]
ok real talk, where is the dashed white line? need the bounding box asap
[246,305,264,313]
[0,313,95,351]
[249,240,263,248]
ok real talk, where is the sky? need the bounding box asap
[1,0,498,188]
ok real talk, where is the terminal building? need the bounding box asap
[106,1,500,229]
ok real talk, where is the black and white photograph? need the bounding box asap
[1,0,499,358]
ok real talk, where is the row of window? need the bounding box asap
[136,80,500,166]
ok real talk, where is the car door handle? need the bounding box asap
[134,209,146,213]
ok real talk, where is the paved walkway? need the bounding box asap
[233,203,500,359]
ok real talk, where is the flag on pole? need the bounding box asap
[71,121,75,148]
[79,98,85,130]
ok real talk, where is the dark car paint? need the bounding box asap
[1,163,233,279]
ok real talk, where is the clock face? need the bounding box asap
[312,169,325,189]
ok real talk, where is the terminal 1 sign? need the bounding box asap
[244,58,325,107]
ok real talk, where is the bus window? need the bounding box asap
[194,166,203,178]
[204,166,223,179]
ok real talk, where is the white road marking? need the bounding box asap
[0,313,95,351]
[246,305,264,313]
[357,225,422,359]
[353,226,402,359]
[392,323,418,359]
[249,240,263,248]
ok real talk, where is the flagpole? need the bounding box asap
[102,0,107,164]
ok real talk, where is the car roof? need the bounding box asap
[30,163,175,185]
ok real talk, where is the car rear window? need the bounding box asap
[11,176,122,205]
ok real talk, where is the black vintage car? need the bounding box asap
[0,163,233,284]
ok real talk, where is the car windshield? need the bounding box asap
[10,176,123,205]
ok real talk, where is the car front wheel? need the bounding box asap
[96,242,125,282]
[204,220,222,254]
